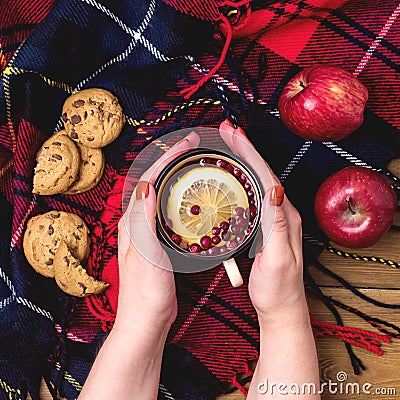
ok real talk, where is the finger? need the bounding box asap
[122,181,171,270]
[123,130,200,217]
[219,120,280,192]
[141,131,200,185]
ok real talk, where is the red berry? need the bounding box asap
[233,167,242,177]
[219,246,227,255]
[171,233,182,245]
[234,206,244,216]
[208,247,219,256]
[228,217,236,225]
[239,174,247,184]
[200,158,211,166]
[230,225,242,235]
[189,243,201,253]
[219,221,229,231]
[200,236,212,249]
[221,230,231,241]
[249,198,256,206]
[236,216,248,227]
[249,205,257,220]
[212,235,221,245]
[247,190,255,198]
[211,226,220,235]
[236,234,245,243]
[244,182,252,191]
[227,240,238,250]
[216,159,227,168]
[190,205,201,215]
[226,164,234,174]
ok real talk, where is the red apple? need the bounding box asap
[278,64,368,141]
[314,166,397,248]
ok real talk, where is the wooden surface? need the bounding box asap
[33,221,400,399]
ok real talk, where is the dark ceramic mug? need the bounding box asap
[154,148,264,287]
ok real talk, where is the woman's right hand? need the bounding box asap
[219,120,308,327]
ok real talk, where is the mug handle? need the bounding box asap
[223,258,243,287]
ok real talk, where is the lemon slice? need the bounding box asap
[166,166,248,243]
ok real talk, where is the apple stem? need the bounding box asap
[345,197,356,215]
[299,81,306,89]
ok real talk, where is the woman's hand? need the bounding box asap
[114,131,200,333]
[219,120,320,399]
[79,131,200,400]
[219,120,308,326]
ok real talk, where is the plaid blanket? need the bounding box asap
[1,0,400,399]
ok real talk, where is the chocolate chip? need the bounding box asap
[73,261,80,268]
[49,159,57,162]
[62,112,68,122]
[88,98,97,105]
[50,213,60,219]
[77,224,84,229]
[48,225,54,235]
[52,154,62,161]
[43,146,49,150]
[83,111,88,119]
[49,249,56,255]
[78,282,87,294]
[45,258,54,265]
[71,115,81,124]
[70,130,78,139]
[73,99,85,108]
[63,256,70,265]
[52,141,62,146]
[73,232,81,240]
[83,160,89,165]
[87,137,94,142]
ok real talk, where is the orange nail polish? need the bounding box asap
[270,185,284,206]
[135,181,150,200]
[224,118,235,128]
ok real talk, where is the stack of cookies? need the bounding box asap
[32,88,125,195]
[24,88,125,297]
[23,211,109,297]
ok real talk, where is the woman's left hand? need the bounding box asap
[114,131,200,334]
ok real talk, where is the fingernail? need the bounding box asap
[270,185,284,206]
[224,119,235,128]
[135,181,150,200]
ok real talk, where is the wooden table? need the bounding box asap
[34,217,400,399]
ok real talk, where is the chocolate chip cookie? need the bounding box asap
[32,131,80,195]
[23,211,90,278]
[62,88,125,148]
[63,141,105,195]
[54,241,109,297]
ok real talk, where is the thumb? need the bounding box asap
[122,181,170,270]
